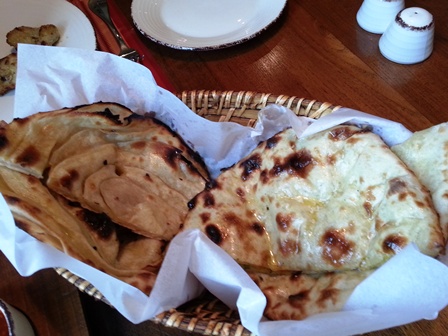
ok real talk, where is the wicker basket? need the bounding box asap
[56,90,341,336]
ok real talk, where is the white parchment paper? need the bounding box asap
[0,45,447,336]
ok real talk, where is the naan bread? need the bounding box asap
[0,102,210,294]
[184,126,443,273]
[183,125,444,320]
[392,122,448,241]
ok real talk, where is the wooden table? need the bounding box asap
[1,0,447,335]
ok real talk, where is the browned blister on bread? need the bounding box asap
[0,53,17,96]
[6,24,60,49]
[249,270,373,320]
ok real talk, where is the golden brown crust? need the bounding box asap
[249,270,373,320]
[0,103,209,294]
[0,53,17,96]
[6,24,60,49]
[0,24,60,96]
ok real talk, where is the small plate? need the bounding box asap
[131,0,287,50]
[0,0,96,123]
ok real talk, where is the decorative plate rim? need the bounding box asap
[131,0,288,51]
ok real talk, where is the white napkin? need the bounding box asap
[0,44,447,336]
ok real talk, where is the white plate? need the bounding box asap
[131,0,287,50]
[0,0,96,123]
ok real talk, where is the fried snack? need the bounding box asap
[0,53,17,96]
[0,102,210,294]
[6,24,60,49]
[0,24,60,96]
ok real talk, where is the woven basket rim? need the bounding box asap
[176,90,340,127]
[55,90,341,336]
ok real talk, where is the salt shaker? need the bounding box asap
[357,0,405,34]
[379,7,435,64]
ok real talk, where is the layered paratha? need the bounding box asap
[0,166,161,294]
[0,102,209,294]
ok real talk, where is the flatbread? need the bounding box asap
[183,126,443,273]
[0,166,160,294]
[0,102,209,240]
[0,102,210,294]
[392,122,448,241]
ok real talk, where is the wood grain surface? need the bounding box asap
[0,0,447,335]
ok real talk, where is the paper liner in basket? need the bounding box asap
[0,45,447,336]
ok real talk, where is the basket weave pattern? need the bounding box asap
[55,90,340,335]
[178,90,339,126]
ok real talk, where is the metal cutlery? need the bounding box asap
[88,0,140,62]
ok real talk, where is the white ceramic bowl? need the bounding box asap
[0,299,35,336]
[379,7,435,64]
[356,0,405,34]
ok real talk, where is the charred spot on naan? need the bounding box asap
[387,177,411,199]
[250,269,374,321]
[327,125,370,142]
[265,132,283,150]
[382,234,408,254]
[201,191,216,208]
[272,150,314,178]
[239,153,262,181]
[278,239,301,257]
[205,224,222,245]
[276,212,294,232]
[320,229,355,267]
[259,149,314,184]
